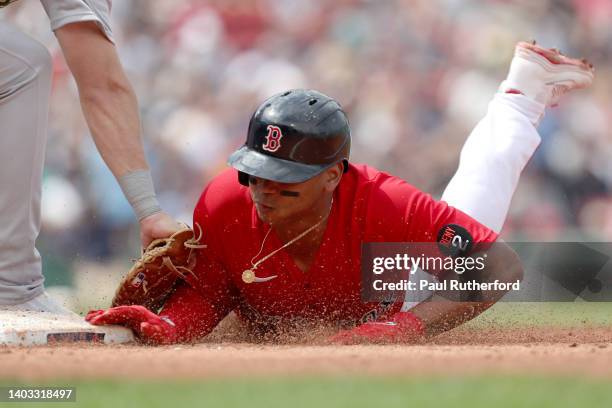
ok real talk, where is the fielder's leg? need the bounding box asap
[0,23,52,307]
[0,24,76,314]
[0,24,134,344]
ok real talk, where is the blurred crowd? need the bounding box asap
[1,0,611,287]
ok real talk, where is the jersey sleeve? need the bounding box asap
[160,182,240,342]
[40,0,114,43]
[159,281,225,343]
[407,188,499,254]
[374,176,498,280]
[369,171,498,251]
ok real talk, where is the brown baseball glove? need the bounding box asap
[112,224,206,311]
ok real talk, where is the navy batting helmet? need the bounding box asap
[228,89,351,186]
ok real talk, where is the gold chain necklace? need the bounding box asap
[242,198,333,284]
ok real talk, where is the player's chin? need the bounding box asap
[255,204,278,223]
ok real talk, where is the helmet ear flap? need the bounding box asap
[238,171,250,186]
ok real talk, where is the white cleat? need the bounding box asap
[500,40,594,107]
[0,292,78,317]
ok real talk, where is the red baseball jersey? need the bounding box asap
[161,163,498,341]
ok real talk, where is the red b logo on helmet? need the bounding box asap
[262,125,283,152]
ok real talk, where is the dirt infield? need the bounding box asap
[2,326,612,381]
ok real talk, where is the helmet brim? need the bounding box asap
[228,146,329,184]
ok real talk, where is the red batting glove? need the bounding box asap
[86,305,178,345]
[329,312,426,345]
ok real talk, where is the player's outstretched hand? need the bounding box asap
[86,305,178,345]
[139,211,183,247]
[329,312,426,345]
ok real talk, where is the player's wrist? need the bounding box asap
[117,169,162,221]
[139,315,179,345]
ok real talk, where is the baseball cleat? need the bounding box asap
[0,292,78,317]
[500,40,594,107]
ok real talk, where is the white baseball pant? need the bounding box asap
[402,92,545,309]
[0,22,52,305]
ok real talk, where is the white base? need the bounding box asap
[0,310,134,346]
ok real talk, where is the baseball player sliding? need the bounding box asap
[88,41,593,344]
[0,1,181,315]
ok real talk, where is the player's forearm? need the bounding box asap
[56,22,164,221]
[410,243,523,337]
[409,298,494,337]
[78,80,148,177]
[55,22,149,178]
[160,283,228,343]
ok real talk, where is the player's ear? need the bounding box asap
[323,163,343,192]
